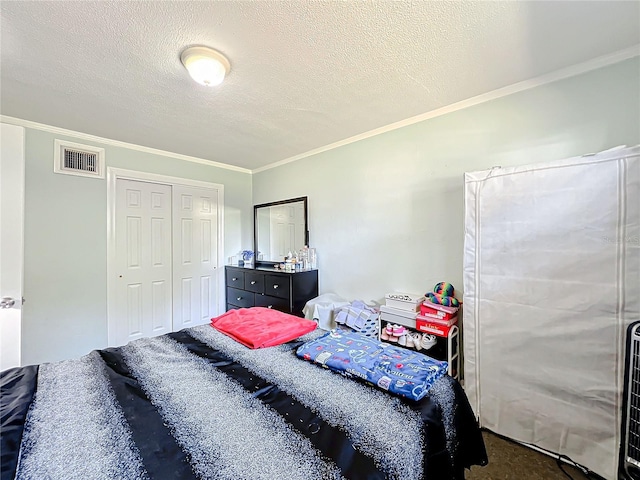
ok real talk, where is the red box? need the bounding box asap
[417,313,458,326]
[420,300,458,320]
[416,316,457,337]
[420,304,457,320]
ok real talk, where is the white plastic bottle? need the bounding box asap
[299,246,309,270]
[309,247,317,269]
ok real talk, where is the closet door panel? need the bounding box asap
[115,179,172,345]
[172,185,220,330]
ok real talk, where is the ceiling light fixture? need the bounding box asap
[180,46,230,87]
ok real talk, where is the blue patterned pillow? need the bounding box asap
[296,330,448,401]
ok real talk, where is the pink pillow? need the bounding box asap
[211,307,317,349]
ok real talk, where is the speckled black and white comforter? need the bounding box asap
[1,326,487,480]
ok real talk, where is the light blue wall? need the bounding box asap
[253,58,640,304]
[23,130,252,365]
[20,57,640,364]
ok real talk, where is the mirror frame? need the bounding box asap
[254,196,309,266]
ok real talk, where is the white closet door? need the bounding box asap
[115,179,172,346]
[172,185,219,330]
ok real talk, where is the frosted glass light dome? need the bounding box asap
[180,46,230,87]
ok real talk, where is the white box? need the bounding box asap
[379,305,418,329]
[384,292,425,312]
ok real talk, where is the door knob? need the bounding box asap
[0,297,16,309]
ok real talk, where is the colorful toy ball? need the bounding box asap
[433,282,455,297]
[426,292,460,307]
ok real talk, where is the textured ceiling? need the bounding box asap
[1,1,639,171]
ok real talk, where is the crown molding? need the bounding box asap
[252,44,640,174]
[3,44,638,176]
[0,115,251,174]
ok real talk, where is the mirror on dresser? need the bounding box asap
[254,197,308,264]
[224,197,316,317]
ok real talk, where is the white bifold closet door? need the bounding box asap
[172,185,218,331]
[114,179,219,347]
[115,179,173,345]
[463,145,640,480]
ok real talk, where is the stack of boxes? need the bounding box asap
[415,295,461,378]
[377,288,460,378]
[416,299,459,337]
[379,292,424,346]
[377,290,461,378]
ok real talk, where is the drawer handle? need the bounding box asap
[232,277,237,281]
[273,284,278,289]
[236,297,242,301]
[251,281,256,285]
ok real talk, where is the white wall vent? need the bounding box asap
[54,140,105,178]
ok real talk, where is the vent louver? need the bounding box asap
[64,149,97,172]
[54,140,105,178]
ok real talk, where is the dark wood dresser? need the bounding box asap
[225,266,318,317]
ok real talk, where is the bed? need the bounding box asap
[1,308,487,480]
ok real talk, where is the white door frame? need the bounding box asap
[107,167,225,347]
[0,123,25,370]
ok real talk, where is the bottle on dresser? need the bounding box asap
[308,247,317,269]
[299,246,309,270]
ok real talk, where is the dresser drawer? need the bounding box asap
[244,272,265,294]
[254,294,289,312]
[226,287,254,308]
[226,270,245,289]
[265,275,290,299]
[225,266,317,318]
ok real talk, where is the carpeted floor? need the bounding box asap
[465,430,589,480]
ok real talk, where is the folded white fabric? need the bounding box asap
[302,293,350,331]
